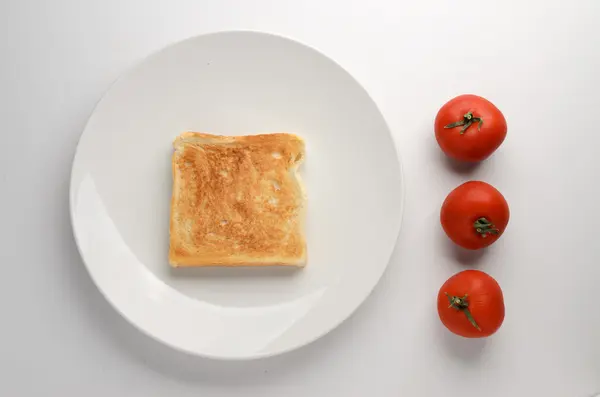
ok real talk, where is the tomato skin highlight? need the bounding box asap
[437,270,505,338]
[435,94,507,162]
[441,181,509,250]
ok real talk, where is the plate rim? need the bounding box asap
[69,29,404,360]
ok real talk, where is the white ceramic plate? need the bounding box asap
[70,31,403,360]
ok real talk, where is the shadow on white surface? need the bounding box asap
[443,238,487,267]
[437,227,488,268]
[431,138,482,176]
[439,153,482,175]
[436,324,487,363]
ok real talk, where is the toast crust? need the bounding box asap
[169,132,306,267]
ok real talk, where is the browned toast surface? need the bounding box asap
[169,132,306,267]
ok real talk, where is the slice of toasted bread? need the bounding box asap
[169,132,306,267]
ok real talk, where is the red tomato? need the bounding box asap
[441,181,509,250]
[437,270,505,338]
[435,94,507,162]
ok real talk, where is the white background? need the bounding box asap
[1,0,599,396]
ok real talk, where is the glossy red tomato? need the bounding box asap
[437,270,505,338]
[435,94,507,162]
[441,181,509,250]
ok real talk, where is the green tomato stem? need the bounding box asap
[444,111,484,134]
[445,292,481,331]
[474,217,500,238]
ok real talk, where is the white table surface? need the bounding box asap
[2,0,599,396]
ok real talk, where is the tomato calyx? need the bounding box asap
[474,217,500,238]
[445,292,481,331]
[444,111,484,134]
